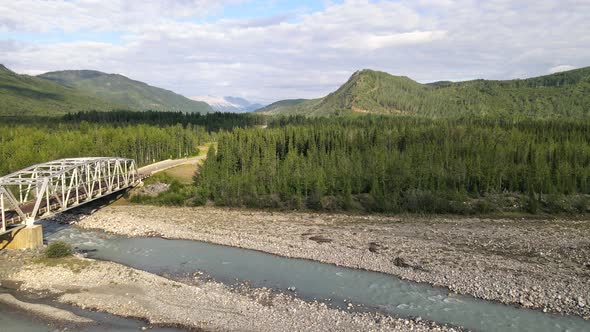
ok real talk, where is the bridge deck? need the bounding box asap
[0,157,144,234]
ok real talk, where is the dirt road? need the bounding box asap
[138,156,205,176]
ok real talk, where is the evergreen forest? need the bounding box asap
[0,111,263,176]
[2,110,590,215]
[191,116,590,214]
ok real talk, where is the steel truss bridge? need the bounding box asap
[0,157,141,235]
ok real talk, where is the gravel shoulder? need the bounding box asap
[76,205,590,319]
[4,254,450,332]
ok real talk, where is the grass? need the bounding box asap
[44,241,72,258]
[147,142,212,183]
[113,144,213,205]
[196,142,216,156]
[31,241,92,274]
[33,256,93,273]
[160,163,198,184]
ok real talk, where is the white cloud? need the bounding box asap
[0,0,243,32]
[331,30,447,51]
[549,65,577,74]
[0,0,589,102]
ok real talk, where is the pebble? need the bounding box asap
[72,206,590,321]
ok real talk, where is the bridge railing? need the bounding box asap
[0,157,139,232]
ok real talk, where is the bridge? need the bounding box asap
[0,157,142,239]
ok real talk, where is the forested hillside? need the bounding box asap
[39,70,212,114]
[0,65,117,116]
[0,64,213,116]
[257,67,590,118]
[255,99,308,113]
[191,116,590,214]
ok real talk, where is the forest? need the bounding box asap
[3,111,590,214]
[0,111,263,176]
[189,116,590,214]
[63,110,266,131]
[0,123,208,176]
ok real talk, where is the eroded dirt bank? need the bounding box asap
[76,205,590,319]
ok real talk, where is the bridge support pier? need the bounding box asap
[0,225,43,250]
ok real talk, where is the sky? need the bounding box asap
[1,0,589,103]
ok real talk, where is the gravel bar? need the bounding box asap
[75,205,590,320]
[7,256,452,331]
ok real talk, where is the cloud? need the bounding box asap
[331,30,448,51]
[549,65,577,74]
[0,0,589,102]
[0,0,243,32]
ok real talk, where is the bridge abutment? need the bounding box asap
[0,224,43,250]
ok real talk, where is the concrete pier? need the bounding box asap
[0,225,43,250]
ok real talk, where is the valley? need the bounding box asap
[0,25,590,332]
[191,95,264,113]
[1,204,589,331]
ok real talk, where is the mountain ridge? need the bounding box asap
[0,64,213,116]
[0,65,119,116]
[39,70,212,114]
[256,67,590,118]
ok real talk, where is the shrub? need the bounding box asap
[543,194,569,213]
[45,241,72,258]
[526,191,539,214]
[573,196,589,213]
[473,200,495,214]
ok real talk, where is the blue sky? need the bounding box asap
[1,0,589,103]
[206,0,335,22]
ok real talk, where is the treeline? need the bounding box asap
[63,110,266,131]
[0,110,267,176]
[0,123,209,176]
[193,116,590,214]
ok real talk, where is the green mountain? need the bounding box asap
[257,67,590,118]
[0,64,118,116]
[39,70,212,114]
[255,99,308,113]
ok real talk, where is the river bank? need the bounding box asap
[75,205,590,319]
[0,248,450,332]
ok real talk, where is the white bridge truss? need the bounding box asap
[0,157,139,233]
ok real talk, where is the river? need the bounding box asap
[26,222,589,332]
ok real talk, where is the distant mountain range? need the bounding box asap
[0,65,212,116]
[4,62,590,118]
[256,67,590,118]
[190,95,264,113]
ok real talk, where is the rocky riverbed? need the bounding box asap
[1,249,451,332]
[74,205,590,320]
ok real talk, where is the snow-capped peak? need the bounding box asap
[190,95,264,113]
